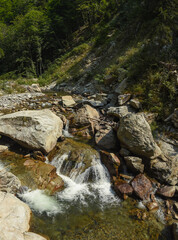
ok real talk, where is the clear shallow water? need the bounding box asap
[0,142,171,240]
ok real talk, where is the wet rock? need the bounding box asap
[146,201,159,212]
[114,182,133,199]
[33,151,46,162]
[0,144,8,152]
[118,94,131,106]
[0,169,21,194]
[157,186,176,198]
[61,95,76,107]
[73,104,99,128]
[100,150,120,177]
[0,191,46,240]
[0,109,63,154]
[172,222,178,240]
[172,109,178,128]
[124,156,144,173]
[131,174,153,200]
[117,113,162,159]
[24,159,64,193]
[95,127,117,150]
[130,99,141,109]
[48,138,100,179]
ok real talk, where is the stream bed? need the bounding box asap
[0,137,172,240]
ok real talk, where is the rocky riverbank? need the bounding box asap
[0,84,177,240]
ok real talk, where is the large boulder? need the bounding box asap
[0,169,21,194]
[117,113,162,159]
[73,104,100,127]
[0,109,63,153]
[0,191,46,240]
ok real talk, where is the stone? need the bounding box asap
[131,174,153,200]
[119,148,130,157]
[114,182,133,198]
[0,145,8,152]
[146,201,159,212]
[95,128,117,150]
[100,150,120,177]
[150,139,178,185]
[23,159,64,193]
[172,108,178,128]
[117,113,162,159]
[0,169,21,194]
[0,109,63,154]
[118,94,131,106]
[174,202,178,213]
[33,151,46,162]
[27,84,41,93]
[172,222,178,240]
[107,106,132,118]
[0,191,31,240]
[115,78,128,94]
[130,99,141,109]
[73,104,100,127]
[0,191,46,240]
[124,156,144,173]
[24,232,47,240]
[157,186,176,198]
[61,95,76,107]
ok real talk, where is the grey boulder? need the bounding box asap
[0,109,63,153]
[117,113,162,159]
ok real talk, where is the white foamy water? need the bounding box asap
[19,152,119,215]
[52,153,119,205]
[18,189,61,216]
[62,120,73,138]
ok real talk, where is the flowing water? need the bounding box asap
[0,138,171,240]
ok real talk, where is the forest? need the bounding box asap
[0,0,177,77]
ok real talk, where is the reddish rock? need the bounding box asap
[157,186,175,198]
[24,159,64,194]
[114,182,133,197]
[131,174,153,200]
[100,150,120,177]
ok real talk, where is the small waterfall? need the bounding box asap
[19,151,119,215]
[50,153,119,205]
[62,120,73,138]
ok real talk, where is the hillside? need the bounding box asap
[0,0,177,120]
